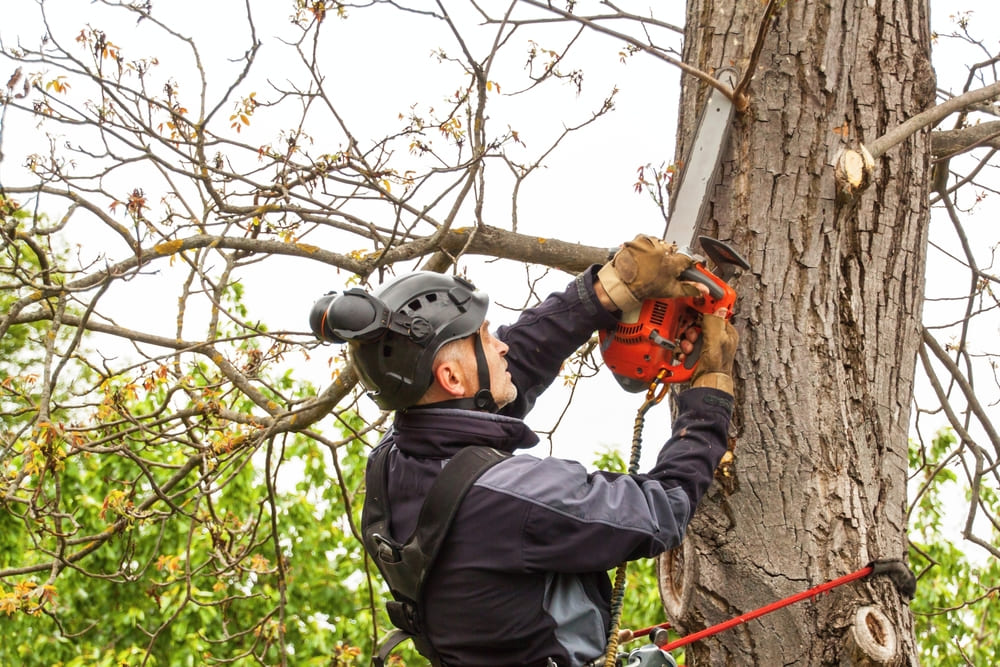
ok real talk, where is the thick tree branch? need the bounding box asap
[868,81,1000,159]
[931,119,1000,158]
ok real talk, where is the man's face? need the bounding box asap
[477,321,517,409]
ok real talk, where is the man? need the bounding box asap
[310,236,738,666]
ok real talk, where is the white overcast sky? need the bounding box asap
[0,1,997,472]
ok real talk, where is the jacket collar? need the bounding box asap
[391,407,539,458]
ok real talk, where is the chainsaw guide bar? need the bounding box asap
[600,68,748,392]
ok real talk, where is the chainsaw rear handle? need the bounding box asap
[676,274,735,372]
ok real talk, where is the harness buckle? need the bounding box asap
[371,532,402,564]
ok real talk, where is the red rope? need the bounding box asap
[654,565,875,653]
[630,621,672,639]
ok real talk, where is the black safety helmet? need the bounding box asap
[310,272,495,411]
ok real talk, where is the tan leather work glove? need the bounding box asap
[691,309,738,396]
[597,234,704,313]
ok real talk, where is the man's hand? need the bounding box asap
[597,234,704,313]
[690,308,738,395]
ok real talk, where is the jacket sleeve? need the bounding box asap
[497,265,619,419]
[475,387,732,572]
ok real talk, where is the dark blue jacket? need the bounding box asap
[365,267,733,666]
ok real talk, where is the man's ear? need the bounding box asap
[430,359,469,398]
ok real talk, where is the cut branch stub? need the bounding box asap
[834,144,876,201]
[658,539,696,625]
[847,605,898,665]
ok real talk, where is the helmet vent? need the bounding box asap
[408,299,423,311]
[426,293,438,303]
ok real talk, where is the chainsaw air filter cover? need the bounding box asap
[599,298,700,392]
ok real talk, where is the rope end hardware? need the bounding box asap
[645,369,671,407]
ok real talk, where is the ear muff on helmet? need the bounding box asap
[310,288,433,344]
[310,272,489,410]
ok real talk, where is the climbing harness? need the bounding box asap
[362,444,510,666]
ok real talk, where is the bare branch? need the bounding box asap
[932,119,1000,157]
[869,81,1000,159]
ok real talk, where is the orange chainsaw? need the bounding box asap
[599,69,750,393]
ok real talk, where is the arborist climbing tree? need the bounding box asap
[2,0,996,664]
[310,237,738,666]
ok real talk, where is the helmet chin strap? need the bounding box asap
[410,333,498,413]
[470,333,499,413]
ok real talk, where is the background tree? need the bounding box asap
[0,1,996,665]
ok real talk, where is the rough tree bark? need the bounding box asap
[657,0,932,664]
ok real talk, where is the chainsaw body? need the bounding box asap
[599,238,747,393]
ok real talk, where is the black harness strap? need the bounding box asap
[363,444,510,666]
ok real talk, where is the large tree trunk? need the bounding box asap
[658,0,934,664]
